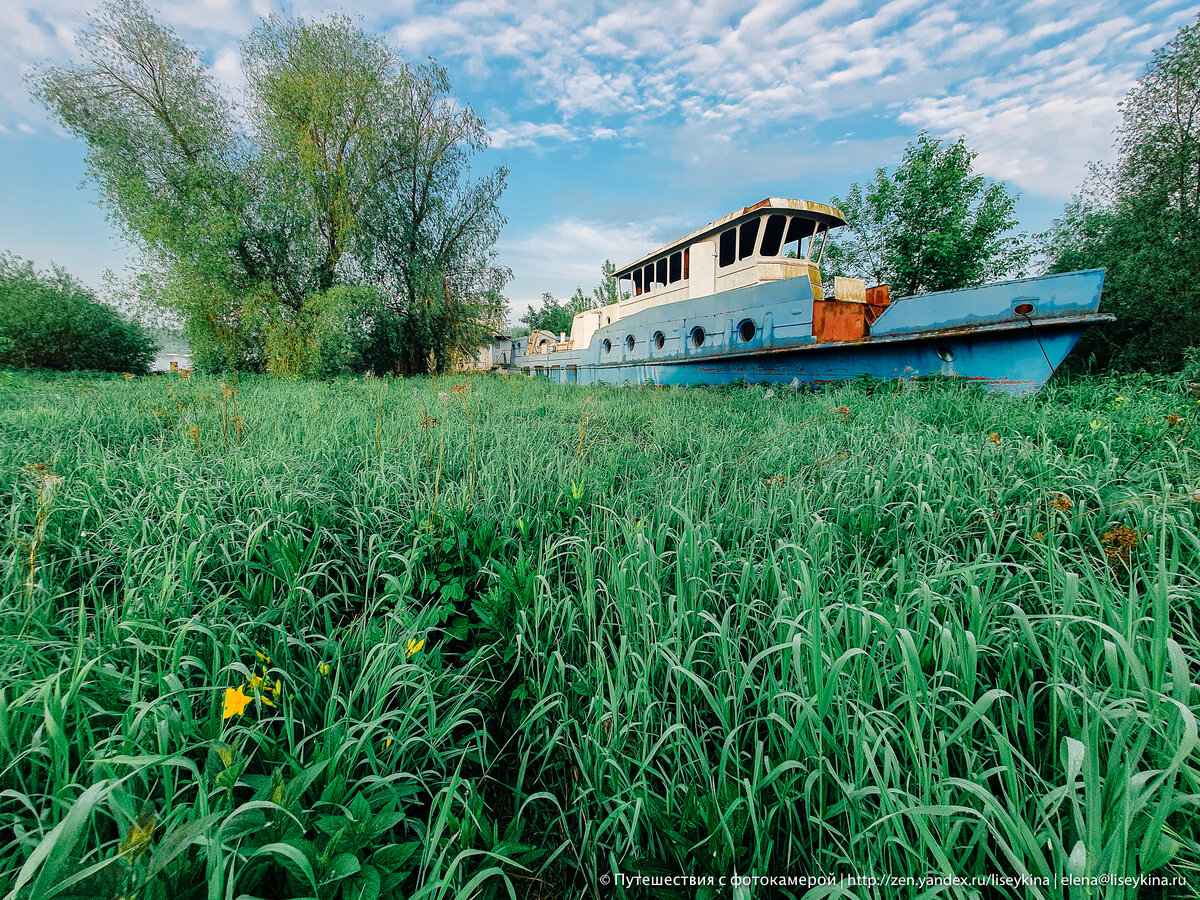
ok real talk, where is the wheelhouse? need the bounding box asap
[563,198,846,351]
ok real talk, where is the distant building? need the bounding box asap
[459,333,514,370]
[151,331,192,373]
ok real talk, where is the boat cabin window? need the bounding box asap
[656,258,667,288]
[632,268,644,295]
[760,214,787,256]
[719,228,736,267]
[668,251,682,283]
[738,218,760,261]
[618,275,632,298]
[683,248,689,279]
[780,217,805,258]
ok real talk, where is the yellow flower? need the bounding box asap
[1090,420,1103,431]
[223,686,252,719]
[1113,396,1128,405]
[246,673,263,690]
[406,638,426,657]
[255,650,271,664]
[382,734,394,749]
[987,432,1000,444]
[318,661,331,677]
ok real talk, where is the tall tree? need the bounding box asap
[1044,15,1200,373]
[592,259,621,307]
[32,3,508,375]
[824,132,1027,297]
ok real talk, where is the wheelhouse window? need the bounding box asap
[656,258,667,288]
[644,263,655,292]
[683,248,690,279]
[760,214,787,256]
[738,218,760,261]
[719,228,736,267]
[618,275,632,299]
[632,268,644,295]
[784,217,818,259]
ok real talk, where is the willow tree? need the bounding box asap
[352,62,510,374]
[33,2,508,374]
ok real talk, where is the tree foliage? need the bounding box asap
[519,292,577,337]
[32,2,508,375]
[0,254,158,373]
[1044,15,1200,373]
[825,132,1027,297]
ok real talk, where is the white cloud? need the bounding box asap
[498,217,660,316]
[489,119,578,149]
[368,0,1190,199]
[210,46,246,98]
[1,0,1193,255]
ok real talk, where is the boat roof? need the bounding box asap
[613,197,846,278]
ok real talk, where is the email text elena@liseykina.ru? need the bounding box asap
[598,872,1191,890]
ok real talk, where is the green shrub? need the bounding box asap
[0,253,158,374]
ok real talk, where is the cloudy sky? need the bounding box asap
[0,0,1191,322]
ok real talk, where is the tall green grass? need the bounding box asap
[1,369,1197,899]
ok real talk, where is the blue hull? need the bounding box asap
[512,269,1108,394]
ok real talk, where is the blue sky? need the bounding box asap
[0,0,1192,323]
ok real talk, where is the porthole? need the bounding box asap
[937,346,955,362]
[602,339,612,354]
[738,318,756,342]
[653,331,665,350]
[1014,302,1034,316]
[691,326,706,348]
[626,334,635,351]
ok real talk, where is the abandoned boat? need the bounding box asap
[509,198,1109,393]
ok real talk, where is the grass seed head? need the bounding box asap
[1049,493,1073,512]
[1101,525,1141,566]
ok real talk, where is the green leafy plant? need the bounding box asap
[0,254,158,373]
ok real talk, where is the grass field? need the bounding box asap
[1,369,1198,899]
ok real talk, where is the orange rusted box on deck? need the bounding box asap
[865,284,890,324]
[812,300,867,341]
